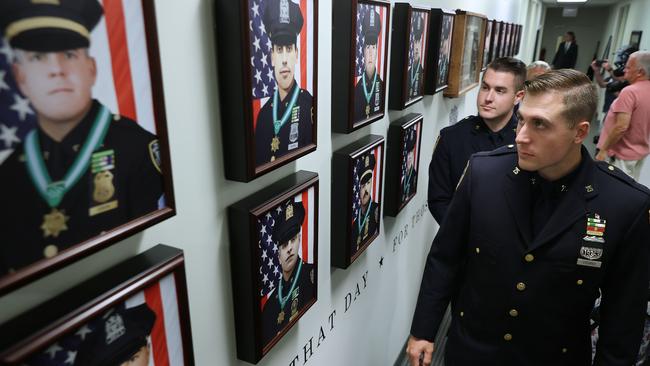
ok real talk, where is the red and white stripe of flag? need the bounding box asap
[296,187,314,263]
[91,0,156,134]
[125,273,185,366]
[372,145,382,201]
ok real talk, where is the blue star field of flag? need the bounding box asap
[0,38,37,164]
[407,12,422,74]
[258,203,284,301]
[23,317,100,366]
[351,154,367,224]
[355,4,376,78]
[401,126,417,200]
[249,0,277,100]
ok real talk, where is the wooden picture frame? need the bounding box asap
[384,114,423,217]
[0,0,175,295]
[444,10,487,98]
[388,4,430,109]
[0,244,194,365]
[332,135,384,268]
[229,171,319,363]
[332,0,391,133]
[481,19,493,70]
[424,8,455,94]
[215,0,319,182]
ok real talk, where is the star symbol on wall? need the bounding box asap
[379,256,384,267]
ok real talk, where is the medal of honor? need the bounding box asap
[291,297,299,319]
[365,104,370,117]
[362,71,377,118]
[41,208,69,238]
[357,235,361,249]
[271,136,280,153]
[277,310,285,324]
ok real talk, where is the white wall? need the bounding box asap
[0,1,533,365]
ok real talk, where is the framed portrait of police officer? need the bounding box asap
[424,8,454,94]
[444,10,487,98]
[388,4,429,110]
[229,171,318,363]
[332,135,384,268]
[0,0,175,293]
[0,245,195,365]
[332,0,390,133]
[216,0,318,182]
[384,114,422,217]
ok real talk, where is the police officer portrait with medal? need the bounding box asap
[254,0,313,166]
[401,128,418,203]
[0,0,164,275]
[350,153,380,257]
[407,12,425,100]
[353,7,384,124]
[261,200,315,346]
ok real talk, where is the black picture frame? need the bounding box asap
[229,171,319,363]
[0,0,176,295]
[388,4,430,109]
[630,30,643,49]
[0,244,195,365]
[492,20,503,61]
[424,8,455,94]
[481,19,493,70]
[331,135,384,268]
[332,0,391,133]
[444,10,487,98]
[384,114,423,217]
[215,0,319,182]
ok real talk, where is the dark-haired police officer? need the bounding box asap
[0,0,163,274]
[401,129,418,202]
[255,0,313,166]
[350,153,379,256]
[354,9,384,123]
[74,304,156,366]
[407,14,424,99]
[428,57,526,224]
[262,200,315,346]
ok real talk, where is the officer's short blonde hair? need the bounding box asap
[523,69,597,128]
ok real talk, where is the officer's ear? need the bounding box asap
[573,121,590,144]
[514,89,525,105]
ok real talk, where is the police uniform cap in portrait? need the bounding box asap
[407,12,424,99]
[354,7,384,123]
[0,0,164,274]
[350,152,379,256]
[402,128,418,201]
[73,304,156,366]
[261,199,315,346]
[254,0,313,166]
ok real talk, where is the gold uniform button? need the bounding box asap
[524,254,534,262]
[504,333,513,341]
[507,144,514,148]
[576,279,584,285]
[43,245,58,258]
[475,247,480,254]
[509,309,519,317]
[608,165,615,171]
[516,282,526,291]
[562,348,568,353]
[460,311,464,317]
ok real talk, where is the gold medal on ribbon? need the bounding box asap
[271,136,280,153]
[291,297,299,318]
[365,104,370,117]
[277,310,285,324]
[41,208,69,238]
[93,171,115,203]
[357,235,361,249]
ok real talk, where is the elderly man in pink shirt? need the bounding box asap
[596,51,650,180]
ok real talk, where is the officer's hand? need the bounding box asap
[590,60,600,71]
[406,335,435,366]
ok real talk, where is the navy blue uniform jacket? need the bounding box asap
[412,146,650,366]
[427,114,517,224]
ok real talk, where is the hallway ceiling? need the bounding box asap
[542,0,624,6]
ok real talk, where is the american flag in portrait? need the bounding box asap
[0,0,158,166]
[354,3,387,82]
[258,187,315,310]
[25,273,185,366]
[351,145,382,226]
[249,0,314,131]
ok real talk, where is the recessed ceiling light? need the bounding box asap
[557,0,587,3]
